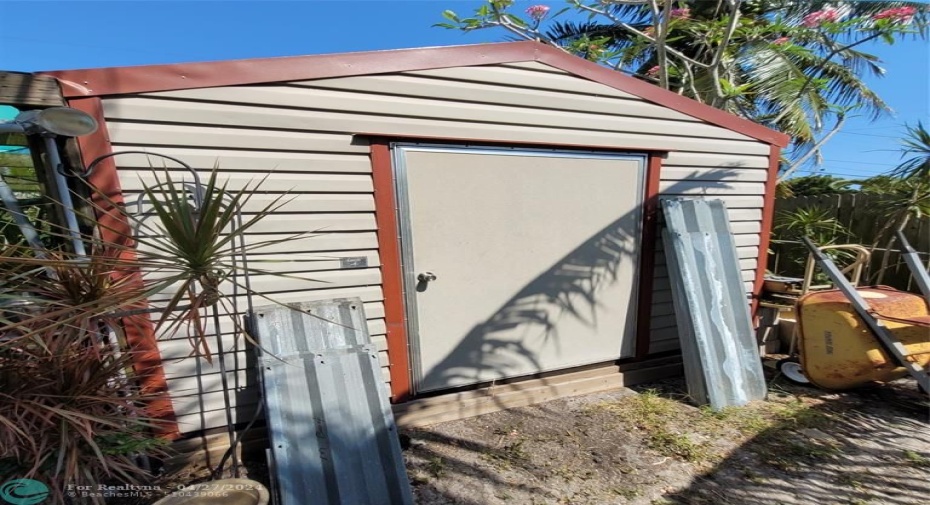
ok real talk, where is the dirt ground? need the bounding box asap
[401,372,930,505]
[132,369,928,505]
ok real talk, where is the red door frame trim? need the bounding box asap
[370,139,413,402]
[369,137,664,401]
[67,97,180,439]
[634,154,664,359]
[752,145,782,314]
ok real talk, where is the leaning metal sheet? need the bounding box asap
[251,299,413,505]
[661,198,767,409]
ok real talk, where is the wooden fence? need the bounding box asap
[770,193,930,293]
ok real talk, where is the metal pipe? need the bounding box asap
[896,230,930,303]
[43,136,86,257]
[84,151,204,208]
[0,177,47,257]
[211,303,239,477]
[0,123,24,134]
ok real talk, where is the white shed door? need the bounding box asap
[393,145,646,393]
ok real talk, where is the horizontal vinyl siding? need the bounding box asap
[102,61,771,433]
[103,99,384,434]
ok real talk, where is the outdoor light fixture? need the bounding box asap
[0,106,99,257]
[0,106,98,137]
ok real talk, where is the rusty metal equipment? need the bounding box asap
[788,237,930,392]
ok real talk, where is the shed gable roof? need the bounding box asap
[40,41,789,147]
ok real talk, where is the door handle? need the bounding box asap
[417,272,437,283]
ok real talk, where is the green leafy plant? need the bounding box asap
[888,121,930,180]
[118,168,301,356]
[0,244,167,504]
[775,205,848,240]
[777,175,852,197]
[0,163,317,503]
[856,123,930,283]
[772,205,852,278]
[436,1,927,173]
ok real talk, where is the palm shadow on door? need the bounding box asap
[416,170,738,393]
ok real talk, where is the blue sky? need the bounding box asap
[1,1,926,180]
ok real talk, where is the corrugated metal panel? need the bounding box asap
[660,198,767,409]
[251,298,413,505]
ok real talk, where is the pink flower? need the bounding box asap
[646,65,660,77]
[802,8,840,28]
[670,7,691,19]
[872,6,917,24]
[643,26,655,37]
[772,36,790,45]
[525,4,550,21]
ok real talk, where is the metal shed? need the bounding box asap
[35,41,788,443]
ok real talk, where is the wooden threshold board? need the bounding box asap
[393,356,683,428]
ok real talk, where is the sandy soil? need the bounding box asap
[402,374,930,505]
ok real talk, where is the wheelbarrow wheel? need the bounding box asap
[777,358,810,385]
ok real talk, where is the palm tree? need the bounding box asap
[777,174,852,197]
[858,122,930,282]
[542,1,925,152]
[888,121,930,179]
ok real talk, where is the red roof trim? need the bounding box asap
[43,42,539,97]
[41,41,788,147]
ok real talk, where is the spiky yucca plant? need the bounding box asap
[772,205,853,278]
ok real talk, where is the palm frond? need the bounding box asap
[890,121,930,178]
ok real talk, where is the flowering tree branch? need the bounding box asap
[571,0,711,69]
[437,0,927,162]
[709,0,742,107]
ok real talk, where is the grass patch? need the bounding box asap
[698,405,772,436]
[481,439,530,470]
[591,390,715,463]
[426,456,447,478]
[611,487,642,499]
[835,472,863,489]
[591,387,841,469]
[741,467,766,484]
[772,398,832,429]
[755,438,839,472]
[648,431,711,463]
[903,449,930,468]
